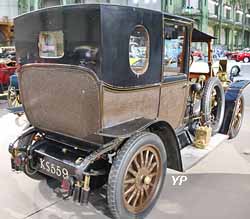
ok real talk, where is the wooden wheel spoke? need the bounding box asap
[149,162,157,173]
[147,154,154,169]
[128,167,137,177]
[144,150,149,168]
[140,188,144,205]
[149,172,157,178]
[124,184,136,197]
[132,190,141,207]
[149,182,154,187]
[124,178,136,185]
[127,189,137,204]
[133,157,141,170]
[140,151,145,167]
[143,186,149,197]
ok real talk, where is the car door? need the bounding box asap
[158,19,190,129]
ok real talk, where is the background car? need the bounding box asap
[0,59,17,92]
[231,48,250,63]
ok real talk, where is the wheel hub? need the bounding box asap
[144,175,152,185]
[135,168,152,188]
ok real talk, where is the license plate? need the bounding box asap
[38,157,75,181]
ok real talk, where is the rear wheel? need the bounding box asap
[17,133,46,180]
[201,77,225,135]
[108,132,167,219]
[229,95,244,139]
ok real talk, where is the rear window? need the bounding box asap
[38,31,64,58]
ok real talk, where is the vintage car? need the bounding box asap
[0,59,17,92]
[231,48,250,63]
[9,4,249,219]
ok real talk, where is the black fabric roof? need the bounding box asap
[192,28,216,42]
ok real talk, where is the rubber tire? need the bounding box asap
[201,77,225,135]
[243,57,250,63]
[228,95,244,139]
[17,133,46,180]
[107,132,167,219]
[230,66,240,77]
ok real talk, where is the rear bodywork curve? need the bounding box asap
[99,118,183,171]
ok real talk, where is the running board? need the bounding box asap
[181,133,229,171]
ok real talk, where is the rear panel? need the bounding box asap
[20,64,101,139]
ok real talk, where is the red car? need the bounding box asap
[231,48,250,63]
[0,59,17,90]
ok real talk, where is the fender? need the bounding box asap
[220,80,250,135]
[99,118,183,171]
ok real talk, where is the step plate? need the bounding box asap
[181,133,229,171]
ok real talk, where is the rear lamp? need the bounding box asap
[61,176,75,195]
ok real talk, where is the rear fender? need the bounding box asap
[149,121,183,172]
[220,80,250,135]
[100,118,183,171]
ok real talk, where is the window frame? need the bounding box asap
[161,18,189,81]
[129,25,150,76]
[38,30,64,59]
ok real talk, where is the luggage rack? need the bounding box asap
[44,131,115,153]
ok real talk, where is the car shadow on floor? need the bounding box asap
[40,178,112,218]
[37,173,250,219]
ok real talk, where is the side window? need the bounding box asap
[163,23,186,77]
[129,25,150,75]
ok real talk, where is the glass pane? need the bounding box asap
[163,24,185,76]
[129,26,150,75]
[39,31,64,58]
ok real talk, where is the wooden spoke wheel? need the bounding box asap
[123,145,161,213]
[108,132,167,219]
[229,95,244,139]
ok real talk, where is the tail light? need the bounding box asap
[61,176,75,196]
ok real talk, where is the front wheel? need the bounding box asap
[108,132,167,219]
[229,95,244,139]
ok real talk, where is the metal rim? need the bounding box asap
[231,97,243,131]
[244,57,249,63]
[122,144,162,214]
[209,87,222,128]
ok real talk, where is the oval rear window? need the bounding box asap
[129,25,150,75]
